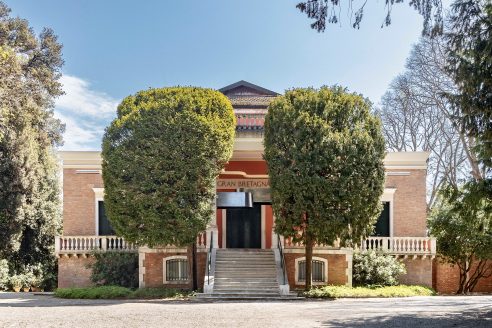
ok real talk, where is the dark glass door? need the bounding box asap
[98,201,115,235]
[226,204,261,248]
[373,202,390,237]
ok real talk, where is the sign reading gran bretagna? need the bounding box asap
[216,179,270,189]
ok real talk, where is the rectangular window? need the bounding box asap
[166,259,189,281]
[372,202,390,237]
[98,201,115,235]
[298,260,325,282]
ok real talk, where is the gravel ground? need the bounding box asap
[0,292,491,328]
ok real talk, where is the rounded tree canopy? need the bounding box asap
[102,87,235,247]
[264,86,386,246]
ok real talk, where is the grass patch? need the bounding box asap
[54,286,194,299]
[54,286,132,299]
[129,287,194,299]
[303,285,436,298]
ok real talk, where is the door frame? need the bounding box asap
[222,205,265,249]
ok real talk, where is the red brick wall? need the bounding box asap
[63,169,103,235]
[433,259,492,294]
[143,250,207,289]
[399,258,433,287]
[385,169,427,237]
[58,257,94,288]
[284,253,348,289]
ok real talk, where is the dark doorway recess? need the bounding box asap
[98,201,115,235]
[226,203,262,248]
[373,202,390,237]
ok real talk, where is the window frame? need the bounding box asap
[93,188,104,236]
[163,256,190,284]
[294,256,328,285]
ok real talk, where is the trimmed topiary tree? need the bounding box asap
[264,86,386,290]
[102,87,235,289]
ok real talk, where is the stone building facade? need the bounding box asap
[56,80,467,295]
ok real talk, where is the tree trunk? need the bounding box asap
[305,232,314,291]
[192,242,198,291]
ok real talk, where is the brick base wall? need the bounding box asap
[284,252,349,289]
[433,259,492,294]
[399,258,433,287]
[142,248,207,289]
[58,256,95,288]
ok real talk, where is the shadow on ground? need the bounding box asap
[321,308,492,328]
[0,292,310,308]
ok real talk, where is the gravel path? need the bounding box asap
[0,292,491,327]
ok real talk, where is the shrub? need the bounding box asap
[90,252,138,288]
[353,250,406,286]
[304,285,435,298]
[8,274,24,289]
[54,286,194,299]
[55,286,132,299]
[129,287,193,299]
[0,259,9,290]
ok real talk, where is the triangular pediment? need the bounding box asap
[219,80,278,97]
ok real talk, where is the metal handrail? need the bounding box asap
[277,235,288,285]
[206,231,213,285]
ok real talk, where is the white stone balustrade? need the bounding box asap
[55,235,137,255]
[56,231,213,256]
[282,235,436,256]
[361,236,436,255]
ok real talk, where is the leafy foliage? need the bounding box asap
[429,180,492,294]
[90,252,139,288]
[54,286,193,299]
[446,0,492,172]
[303,284,435,298]
[54,286,133,299]
[0,1,63,288]
[102,87,235,247]
[0,259,8,290]
[129,287,193,299]
[352,250,407,286]
[264,86,386,289]
[296,0,443,35]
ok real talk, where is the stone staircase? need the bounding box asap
[196,249,300,300]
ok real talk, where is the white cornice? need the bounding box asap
[58,141,430,170]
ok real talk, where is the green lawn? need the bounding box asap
[303,285,436,298]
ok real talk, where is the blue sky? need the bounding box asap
[7,0,451,150]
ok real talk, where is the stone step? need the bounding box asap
[207,249,285,300]
[215,265,275,272]
[215,263,275,266]
[195,294,302,301]
[214,281,279,285]
[213,288,280,293]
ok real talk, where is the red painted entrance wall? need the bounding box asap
[217,160,273,249]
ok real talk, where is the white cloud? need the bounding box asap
[55,74,119,150]
[57,75,119,117]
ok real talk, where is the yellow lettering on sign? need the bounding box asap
[216,179,270,189]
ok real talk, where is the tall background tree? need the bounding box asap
[429,182,492,294]
[102,87,235,289]
[379,1,492,293]
[264,86,386,289]
[446,0,492,175]
[0,1,64,288]
[377,36,485,210]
